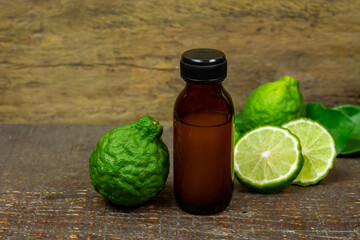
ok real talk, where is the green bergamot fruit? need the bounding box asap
[89,115,170,206]
[242,75,305,130]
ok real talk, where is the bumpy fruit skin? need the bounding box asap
[89,115,170,206]
[242,76,305,130]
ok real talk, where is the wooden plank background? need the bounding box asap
[0,0,359,125]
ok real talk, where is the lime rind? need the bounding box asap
[282,118,336,186]
[234,126,304,193]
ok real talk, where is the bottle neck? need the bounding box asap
[185,81,223,92]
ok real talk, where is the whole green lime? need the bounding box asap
[242,76,305,130]
[89,115,169,206]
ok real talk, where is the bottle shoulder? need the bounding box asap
[174,84,234,121]
[221,87,234,112]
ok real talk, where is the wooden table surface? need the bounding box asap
[0,124,359,239]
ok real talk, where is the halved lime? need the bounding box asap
[282,118,336,186]
[234,126,303,193]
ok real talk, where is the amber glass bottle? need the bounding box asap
[173,49,234,214]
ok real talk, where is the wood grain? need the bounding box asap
[0,125,359,239]
[0,0,359,125]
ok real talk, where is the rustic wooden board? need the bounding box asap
[0,124,359,239]
[0,1,359,125]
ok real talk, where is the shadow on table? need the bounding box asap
[103,182,176,213]
[338,151,360,158]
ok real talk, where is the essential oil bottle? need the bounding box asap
[174,49,234,214]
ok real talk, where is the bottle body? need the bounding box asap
[174,82,234,214]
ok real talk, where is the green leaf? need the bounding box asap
[306,103,355,154]
[234,113,246,144]
[333,105,360,154]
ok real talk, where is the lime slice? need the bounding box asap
[283,118,336,186]
[234,126,303,193]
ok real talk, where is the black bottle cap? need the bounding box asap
[180,48,227,83]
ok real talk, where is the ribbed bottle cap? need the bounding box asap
[180,48,227,83]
